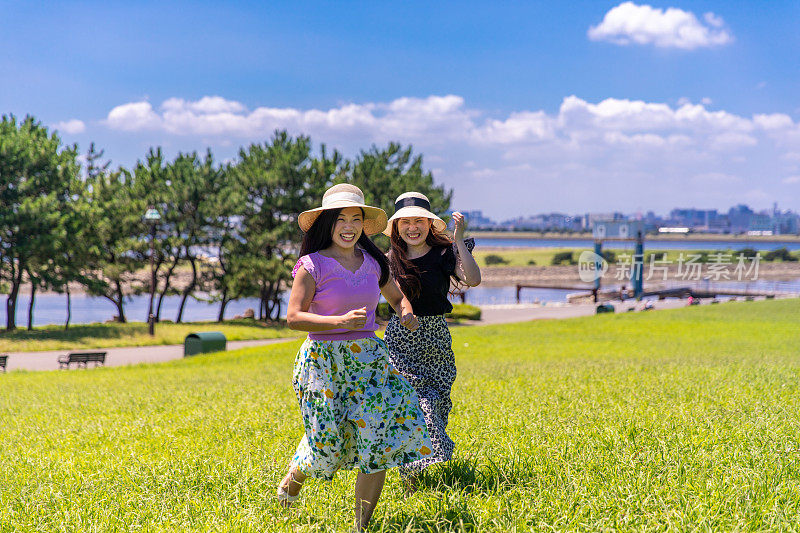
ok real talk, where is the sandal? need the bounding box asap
[277,471,304,506]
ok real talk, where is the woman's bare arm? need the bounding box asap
[381,276,419,331]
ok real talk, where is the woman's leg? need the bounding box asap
[278,466,307,507]
[354,470,386,530]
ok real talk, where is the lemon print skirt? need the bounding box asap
[290,335,432,480]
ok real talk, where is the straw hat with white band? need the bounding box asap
[383,192,447,237]
[298,183,388,236]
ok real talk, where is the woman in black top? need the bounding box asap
[383,192,481,489]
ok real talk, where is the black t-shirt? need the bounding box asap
[406,245,458,316]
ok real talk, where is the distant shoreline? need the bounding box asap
[469,231,800,243]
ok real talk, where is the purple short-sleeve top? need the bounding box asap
[292,249,381,341]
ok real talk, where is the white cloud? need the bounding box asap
[588,2,732,49]
[753,113,794,130]
[782,176,800,184]
[101,94,800,216]
[52,119,86,134]
[106,101,162,131]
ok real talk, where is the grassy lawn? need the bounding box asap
[2,299,800,530]
[0,319,302,352]
[474,247,800,267]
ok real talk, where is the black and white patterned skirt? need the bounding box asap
[385,314,456,476]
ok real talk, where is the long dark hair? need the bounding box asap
[299,208,390,287]
[388,219,459,300]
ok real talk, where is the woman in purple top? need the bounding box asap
[277,184,432,531]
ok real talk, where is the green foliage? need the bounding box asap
[763,247,797,262]
[551,251,576,265]
[483,254,509,265]
[1,300,800,529]
[80,145,146,323]
[446,303,481,320]
[736,247,759,259]
[601,250,616,263]
[228,132,336,320]
[0,115,82,330]
[0,121,452,329]
[376,302,392,320]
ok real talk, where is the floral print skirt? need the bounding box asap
[290,335,432,480]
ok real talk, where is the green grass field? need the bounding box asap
[2,299,800,531]
[0,319,302,352]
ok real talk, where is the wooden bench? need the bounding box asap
[58,352,107,369]
[0,354,7,373]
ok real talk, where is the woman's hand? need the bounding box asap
[452,212,466,241]
[339,307,368,330]
[399,312,419,331]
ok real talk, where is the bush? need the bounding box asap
[484,254,509,265]
[378,302,481,321]
[551,251,575,265]
[736,247,759,259]
[601,250,616,263]
[763,247,797,262]
[527,259,537,265]
[376,302,392,320]
[446,303,482,321]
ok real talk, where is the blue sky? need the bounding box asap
[3,1,800,219]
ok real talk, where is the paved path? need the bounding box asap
[4,338,297,373]
[473,298,689,325]
[3,299,693,373]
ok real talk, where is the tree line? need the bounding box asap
[0,115,452,331]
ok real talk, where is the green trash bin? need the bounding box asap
[596,303,615,314]
[184,332,227,356]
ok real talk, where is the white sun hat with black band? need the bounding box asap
[383,191,447,236]
[298,183,388,235]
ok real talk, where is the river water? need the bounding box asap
[3,237,798,326]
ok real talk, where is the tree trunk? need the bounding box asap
[65,285,72,330]
[113,280,126,323]
[6,265,23,331]
[27,281,36,331]
[155,255,180,321]
[216,289,229,322]
[175,255,198,324]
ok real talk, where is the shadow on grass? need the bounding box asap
[368,457,532,531]
[0,319,289,344]
[416,457,527,495]
[371,502,478,532]
[0,322,139,342]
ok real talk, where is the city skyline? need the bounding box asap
[463,201,799,235]
[3,1,800,218]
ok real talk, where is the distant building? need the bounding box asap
[498,212,583,231]
[669,208,720,230]
[771,209,800,234]
[748,214,773,233]
[728,204,755,233]
[460,210,497,229]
